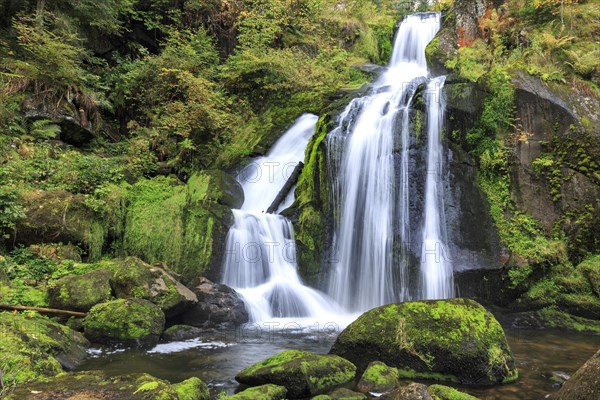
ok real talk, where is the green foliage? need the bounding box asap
[0,169,26,239]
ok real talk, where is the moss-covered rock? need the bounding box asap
[327,387,367,399]
[162,324,204,341]
[111,257,197,317]
[13,189,106,260]
[227,384,287,400]
[83,298,165,347]
[122,173,236,281]
[6,370,188,400]
[330,299,518,386]
[284,115,333,283]
[48,268,112,311]
[235,350,357,398]
[553,349,600,400]
[380,383,433,400]
[172,377,210,400]
[427,384,479,400]
[356,361,399,394]
[0,312,89,386]
[29,243,82,262]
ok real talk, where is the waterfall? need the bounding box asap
[222,115,344,324]
[327,12,454,311]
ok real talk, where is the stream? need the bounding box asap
[78,323,599,399]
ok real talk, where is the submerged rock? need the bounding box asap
[48,268,113,311]
[181,277,248,329]
[329,299,518,386]
[227,384,287,400]
[356,361,399,394]
[83,298,165,347]
[0,312,89,385]
[235,349,356,398]
[7,370,206,400]
[553,349,600,400]
[162,324,204,342]
[111,257,198,317]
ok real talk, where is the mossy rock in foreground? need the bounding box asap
[235,350,356,398]
[0,312,89,386]
[48,268,113,311]
[7,370,208,400]
[83,298,165,347]
[225,384,287,400]
[356,361,399,394]
[427,384,480,400]
[329,299,518,386]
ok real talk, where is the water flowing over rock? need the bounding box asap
[222,114,343,323]
[326,13,454,311]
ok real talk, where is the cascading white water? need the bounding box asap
[420,76,454,299]
[327,13,454,311]
[222,115,344,324]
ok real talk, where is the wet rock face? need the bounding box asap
[180,277,249,329]
[553,349,600,400]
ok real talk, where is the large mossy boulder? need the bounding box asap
[329,299,517,386]
[7,370,206,400]
[48,268,113,311]
[111,257,197,317]
[235,350,357,398]
[0,312,89,385]
[83,298,165,347]
[553,349,600,400]
[226,384,287,400]
[123,173,238,281]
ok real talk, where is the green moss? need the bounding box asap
[172,377,210,400]
[535,307,600,333]
[330,299,517,386]
[427,384,479,400]
[0,312,88,388]
[291,115,330,280]
[83,298,165,344]
[7,371,180,399]
[226,384,287,400]
[122,174,232,280]
[357,361,399,393]
[236,350,356,398]
[47,268,112,311]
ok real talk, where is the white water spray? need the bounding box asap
[327,13,454,311]
[222,115,346,325]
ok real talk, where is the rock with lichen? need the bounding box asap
[82,298,165,347]
[235,349,356,398]
[330,299,518,386]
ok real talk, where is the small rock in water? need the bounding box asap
[546,371,571,386]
